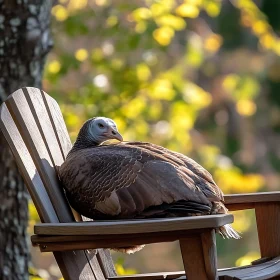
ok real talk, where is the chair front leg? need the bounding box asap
[179,229,218,280]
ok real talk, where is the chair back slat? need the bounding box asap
[97,249,117,278]
[5,88,73,222]
[41,90,117,277]
[0,102,58,223]
[0,87,115,279]
[22,88,65,170]
[43,92,72,159]
[24,88,82,221]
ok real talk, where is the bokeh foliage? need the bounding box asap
[30,0,280,278]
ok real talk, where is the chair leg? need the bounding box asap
[179,230,218,280]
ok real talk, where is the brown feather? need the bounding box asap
[59,141,240,253]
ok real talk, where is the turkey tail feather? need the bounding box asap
[111,245,145,254]
[219,224,241,239]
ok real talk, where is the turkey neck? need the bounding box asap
[69,121,100,155]
[71,135,99,153]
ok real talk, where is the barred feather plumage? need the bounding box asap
[59,118,240,254]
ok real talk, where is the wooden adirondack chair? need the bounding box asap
[1,87,280,280]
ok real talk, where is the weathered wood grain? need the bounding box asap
[225,192,280,204]
[42,90,72,159]
[109,271,185,280]
[32,229,218,252]
[218,255,280,279]
[255,203,280,258]
[108,256,280,280]
[97,249,117,278]
[6,89,73,222]
[31,229,205,244]
[201,230,218,280]
[34,214,234,235]
[40,88,116,276]
[0,88,110,280]
[0,101,57,223]
[179,235,209,280]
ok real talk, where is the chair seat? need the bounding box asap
[218,256,280,280]
[107,256,280,280]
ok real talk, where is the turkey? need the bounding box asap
[59,117,240,253]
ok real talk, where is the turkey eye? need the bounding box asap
[112,131,116,135]
[98,123,104,128]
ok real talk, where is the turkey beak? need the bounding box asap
[111,130,123,142]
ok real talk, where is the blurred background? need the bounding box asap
[29,0,280,278]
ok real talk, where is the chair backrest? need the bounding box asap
[0,87,116,280]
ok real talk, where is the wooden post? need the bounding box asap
[179,229,218,280]
[255,203,280,258]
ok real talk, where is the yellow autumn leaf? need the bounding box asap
[135,22,147,33]
[91,48,104,61]
[204,1,221,17]
[52,5,68,21]
[183,83,212,108]
[106,16,118,27]
[75,48,88,61]
[68,0,87,11]
[66,113,80,127]
[252,20,268,35]
[223,74,239,91]
[115,263,137,275]
[198,145,221,169]
[121,97,146,119]
[136,64,151,81]
[231,210,251,233]
[171,115,194,130]
[111,58,124,70]
[95,0,109,6]
[236,251,261,267]
[28,201,40,222]
[176,3,199,18]
[215,168,264,193]
[47,60,61,74]
[260,33,274,49]
[113,117,126,132]
[131,8,152,21]
[148,102,162,119]
[153,26,174,46]
[236,99,257,116]
[186,0,202,5]
[156,15,186,31]
[149,78,175,100]
[150,3,167,17]
[204,34,223,53]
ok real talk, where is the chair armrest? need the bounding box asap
[34,214,233,235]
[224,191,280,211]
[224,192,280,257]
[32,214,233,252]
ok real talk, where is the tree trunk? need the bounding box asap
[0,1,52,279]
